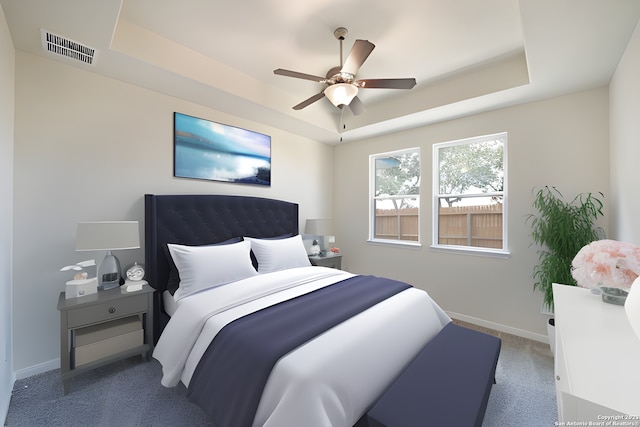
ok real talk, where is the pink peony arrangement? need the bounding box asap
[571,239,640,291]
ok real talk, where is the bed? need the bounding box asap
[144,194,451,427]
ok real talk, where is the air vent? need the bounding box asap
[41,29,97,65]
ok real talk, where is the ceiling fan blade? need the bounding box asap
[274,68,325,82]
[341,40,375,76]
[348,96,366,116]
[292,92,325,110]
[357,78,417,89]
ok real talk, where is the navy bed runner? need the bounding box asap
[187,274,411,427]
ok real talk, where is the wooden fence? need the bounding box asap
[375,204,503,248]
[375,207,419,241]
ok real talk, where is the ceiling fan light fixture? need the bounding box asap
[324,83,358,107]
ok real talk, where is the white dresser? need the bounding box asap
[553,283,640,423]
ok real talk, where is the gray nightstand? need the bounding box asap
[57,284,154,394]
[309,254,342,269]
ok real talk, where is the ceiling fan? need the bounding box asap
[274,27,417,116]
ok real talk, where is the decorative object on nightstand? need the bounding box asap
[57,284,154,394]
[305,218,334,257]
[309,240,321,256]
[60,259,98,299]
[123,262,148,292]
[75,221,140,290]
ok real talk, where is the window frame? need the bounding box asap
[431,132,509,258]
[368,147,421,248]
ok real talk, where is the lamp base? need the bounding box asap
[98,251,121,290]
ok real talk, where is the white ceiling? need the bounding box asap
[2,0,639,144]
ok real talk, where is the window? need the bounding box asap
[433,133,508,256]
[370,148,420,245]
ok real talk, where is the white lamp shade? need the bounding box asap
[305,219,333,236]
[75,221,140,251]
[324,83,358,107]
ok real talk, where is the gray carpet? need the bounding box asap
[473,323,558,427]
[5,325,557,426]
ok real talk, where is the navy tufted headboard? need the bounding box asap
[144,194,299,341]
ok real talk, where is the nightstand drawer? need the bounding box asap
[67,294,148,328]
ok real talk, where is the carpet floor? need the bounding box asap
[5,323,557,426]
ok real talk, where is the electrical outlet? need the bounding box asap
[328,236,336,243]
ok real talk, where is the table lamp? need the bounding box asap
[305,219,334,256]
[75,221,140,290]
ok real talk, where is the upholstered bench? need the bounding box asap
[365,322,501,427]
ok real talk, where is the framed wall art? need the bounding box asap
[173,112,271,186]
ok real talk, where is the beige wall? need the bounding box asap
[334,88,610,340]
[610,19,640,243]
[12,51,334,374]
[0,4,15,419]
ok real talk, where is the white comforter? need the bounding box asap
[153,266,451,427]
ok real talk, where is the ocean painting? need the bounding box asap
[174,112,271,186]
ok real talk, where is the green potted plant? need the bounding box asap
[527,186,604,312]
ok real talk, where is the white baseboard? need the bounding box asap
[447,311,549,344]
[14,358,59,381]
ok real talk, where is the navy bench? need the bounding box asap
[364,322,501,427]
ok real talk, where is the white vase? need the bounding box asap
[624,277,640,342]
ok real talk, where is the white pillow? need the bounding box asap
[168,240,257,301]
[245,235,311,273]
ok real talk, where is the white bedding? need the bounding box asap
[162,290,179,317]
[153,266,451,427]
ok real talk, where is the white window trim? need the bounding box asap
[367,238,423,248]
[429,244,510,258]
[431,132,510,257]
[369,147,421,246]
